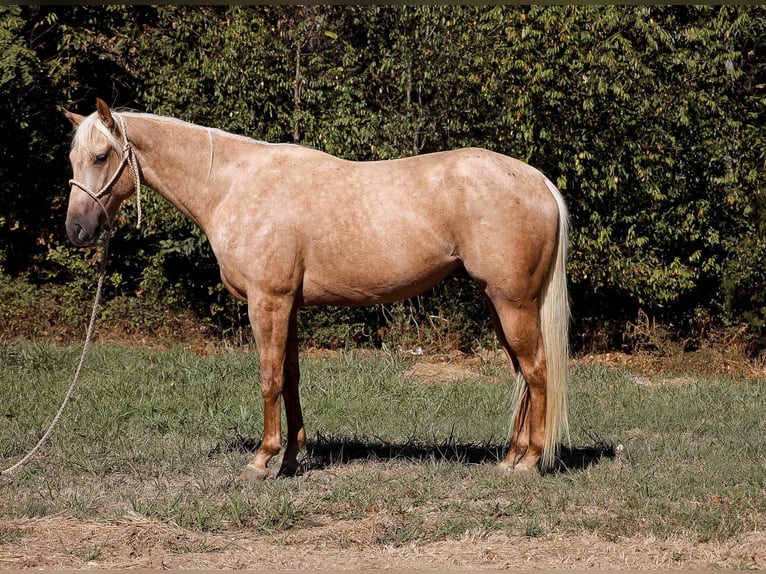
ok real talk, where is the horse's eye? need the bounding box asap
[94,154,108,165]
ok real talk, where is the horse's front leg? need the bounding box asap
[239,295,298,480]
[276,306,306,477]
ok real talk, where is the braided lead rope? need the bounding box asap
[1,232,111,477]
[119,115,143,229]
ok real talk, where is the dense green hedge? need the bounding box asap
[1,6,764,350]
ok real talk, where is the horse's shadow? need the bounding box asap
[214,432,616,475]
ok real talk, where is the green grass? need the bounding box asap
[1,342,764,547]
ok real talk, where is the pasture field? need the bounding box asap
[0,342,764,569]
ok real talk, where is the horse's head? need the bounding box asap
[64,98,139,246]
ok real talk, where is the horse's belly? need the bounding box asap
[300,257,460,307]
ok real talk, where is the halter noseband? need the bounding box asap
[69,114,142,231]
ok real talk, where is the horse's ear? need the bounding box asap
[95,98,116,132]
[63,109,86,128]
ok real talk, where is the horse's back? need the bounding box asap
[249,145,557,228]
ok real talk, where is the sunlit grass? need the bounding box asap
[1,342,764,546]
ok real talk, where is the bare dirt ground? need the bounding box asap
[1,514,764,570]
[2,344,764,570]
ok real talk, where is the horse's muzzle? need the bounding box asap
[66,216,100,247]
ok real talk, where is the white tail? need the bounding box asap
[510,177,570,471]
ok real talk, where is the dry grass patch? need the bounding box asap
[401,361,495,385]
[0,515,763,570]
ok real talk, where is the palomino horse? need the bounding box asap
[64,98,570,478]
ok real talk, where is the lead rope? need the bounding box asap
[2,113,140,478]
[120,115,143,229]
[0,231,111,478]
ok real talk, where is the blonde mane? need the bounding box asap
[71,111,125,157]
[72,109,273,158]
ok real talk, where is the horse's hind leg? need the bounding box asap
[487,296,547,472]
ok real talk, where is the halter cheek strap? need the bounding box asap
[69,114,143,231]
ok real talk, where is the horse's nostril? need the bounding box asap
[67,220,95,246]
[77,226,91,243]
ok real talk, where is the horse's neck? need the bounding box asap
[127,114,224,231]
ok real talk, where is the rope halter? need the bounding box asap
[68,114,143,231]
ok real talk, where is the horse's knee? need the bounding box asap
[260,367,282,396]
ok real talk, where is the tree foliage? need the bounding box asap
[1,6,764,349]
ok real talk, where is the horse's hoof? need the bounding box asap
[497,461,538,475]
[276,461,305,478]
[238,463,271,480]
